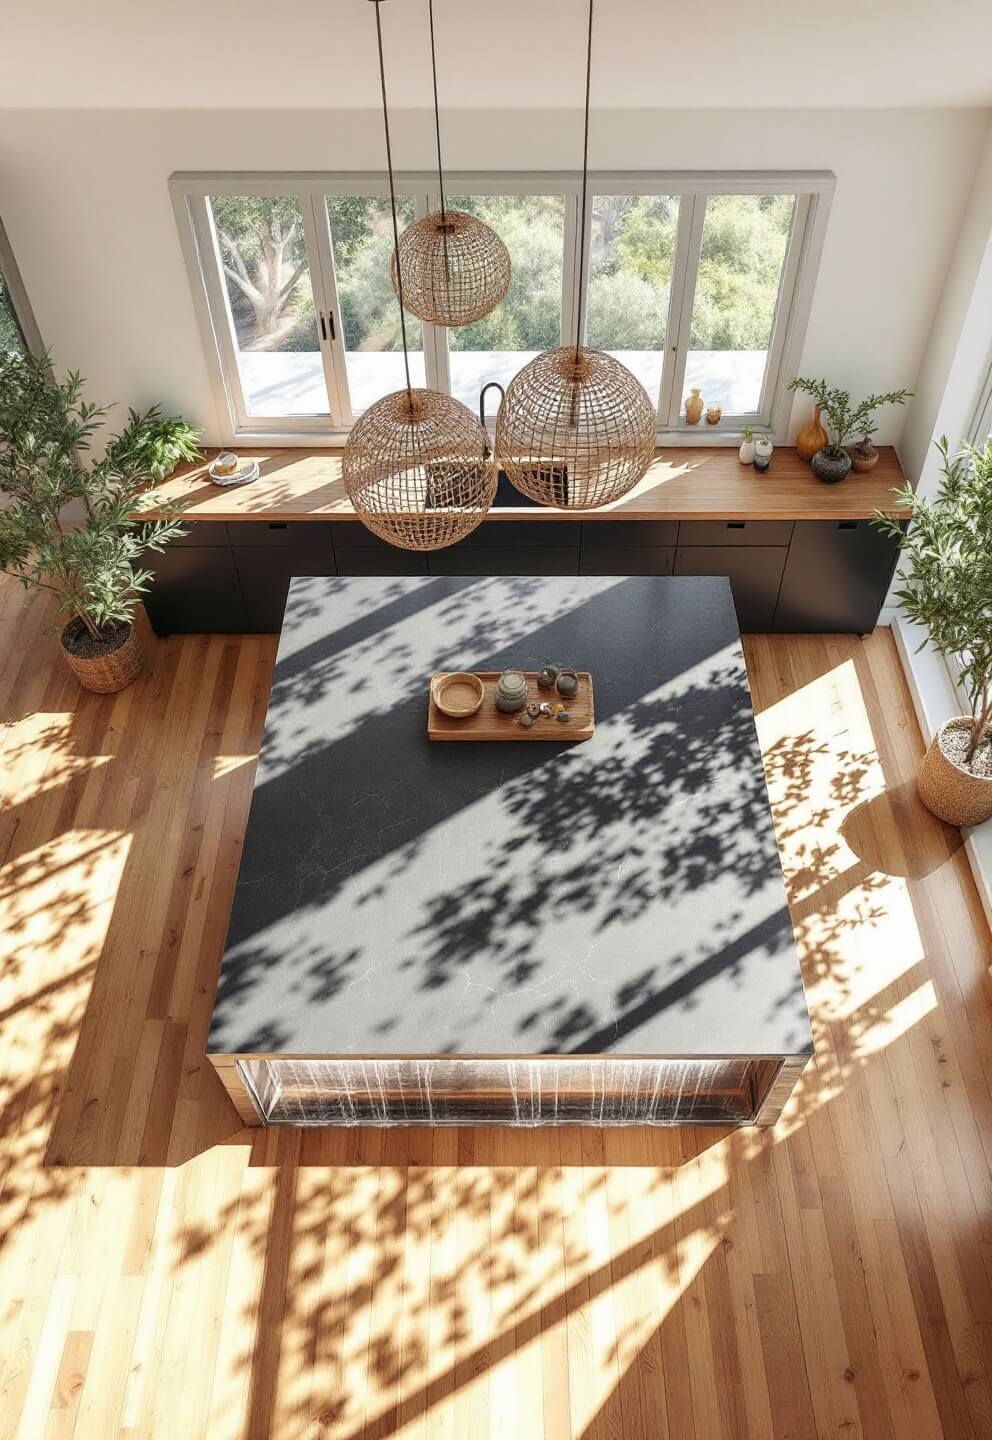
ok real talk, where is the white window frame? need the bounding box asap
[0,216,44,357]
[171,169,833,447]
[968,350,992,448]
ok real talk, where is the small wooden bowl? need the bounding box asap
[431,672,484,718]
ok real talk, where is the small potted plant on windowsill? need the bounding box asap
[789,377,911,483]
[0,350,191,693]
[873,436,992,826]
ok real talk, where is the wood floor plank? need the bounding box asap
[4,586,992,1439]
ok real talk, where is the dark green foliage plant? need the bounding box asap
[789,377,912,457]
[873,437,992,767]
[0,350,190,643]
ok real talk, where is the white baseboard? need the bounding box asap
[891,615,992,930]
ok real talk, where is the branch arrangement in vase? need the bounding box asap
[872,436,992,825]
[789,377,911,483]
[0,349,198,692]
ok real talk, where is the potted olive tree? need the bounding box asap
[0,350,192,693]
[789,378,911,483]
[873,437,992,826]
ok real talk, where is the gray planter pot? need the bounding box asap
[811,447,852,484]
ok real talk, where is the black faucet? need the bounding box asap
[479,382,505,458]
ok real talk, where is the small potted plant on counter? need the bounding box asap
[873,436,992,826]
[738,426,755,465]
[106,406,202,480]
[789,377,911,483]
[0,350,190,693]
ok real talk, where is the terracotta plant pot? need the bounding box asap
[811,447,852,484]
[917,717,992,827]
[849,439,879,472]
[60,619,144,693]
[796,404,829,462]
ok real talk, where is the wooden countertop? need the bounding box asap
[137,445,908,523]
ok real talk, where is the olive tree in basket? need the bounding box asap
[873,436,992,826]
[0,350,195,692]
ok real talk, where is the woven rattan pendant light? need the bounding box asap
[495,0,656,510]
[390,0,510,328]
[343,1,496,552]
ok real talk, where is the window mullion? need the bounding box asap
[419,188,451,396]
[561,185,583,347]
[305,194,349,428]
[661,193,704,429]
[757,192,810,430]
[193,194,251,436]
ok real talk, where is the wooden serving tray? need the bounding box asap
[428,672,594,742]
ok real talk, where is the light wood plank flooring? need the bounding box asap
[2,578,992,1439]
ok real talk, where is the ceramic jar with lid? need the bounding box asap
[495,669,528,713]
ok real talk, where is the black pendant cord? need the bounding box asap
[372,0,413,399]
[574,0,594,362]
[428,0,447,222]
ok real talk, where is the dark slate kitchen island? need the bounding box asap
[207,574,813,1127]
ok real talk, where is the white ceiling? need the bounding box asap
[4,0,992,110]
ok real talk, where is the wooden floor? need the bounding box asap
[3,579,992,1440]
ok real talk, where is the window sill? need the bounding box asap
[889,613,992,931]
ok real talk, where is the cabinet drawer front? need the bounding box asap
[673,545,787,633]
[234,546,337,632]
[428,545,579,577]
[172,521,232,548]
[143,546,245,634]
[333,545,428,576]
[581,520,679,549]
[229,520,333,548]
[462,520,581,548]
[774,520,899,633]
[579,545,675,576]
[676,520,794,547]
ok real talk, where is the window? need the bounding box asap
[0,217,42,359]
[174,172,831,441]
[445,194,566,414]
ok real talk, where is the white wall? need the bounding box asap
[897,116,992,489]
[0,106,988,448]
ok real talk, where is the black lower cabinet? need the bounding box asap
[143,544,245,635]
[579,543,675,576]
[233,546,336,632]
[774,520,899,634]
[673,545,788,633]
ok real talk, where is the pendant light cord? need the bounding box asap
[574,0,594,362]
[372,0,413,399]
[428,0,447,221]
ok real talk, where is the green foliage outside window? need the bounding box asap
[211,190,798,359]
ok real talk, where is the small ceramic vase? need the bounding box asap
[753,435,773,473]
[705,405,722,425]
[555,668,579,700]
[684,389,704,425]
[738,437,755,465]
[849,438,879,472]
[811,447,852,484]
[495,669,528,713]
[797,404,829,462]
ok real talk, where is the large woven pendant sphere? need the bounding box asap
[495,347,657,509]
[391,211,511,327]
[343,388,497,551]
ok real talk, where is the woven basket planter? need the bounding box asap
[60,620,144,694]
[917,717,992,827]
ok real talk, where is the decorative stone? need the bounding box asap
[555,668,579,700]
[519,712,536,728]
[557,711,571,723]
